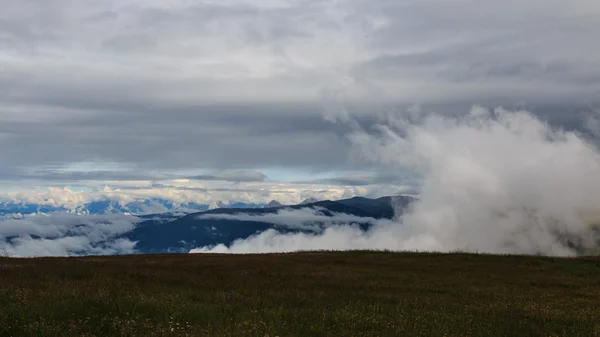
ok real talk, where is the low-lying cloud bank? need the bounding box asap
[191,107,600,256]
[196,207,389,231]
[0,214,139,257]
[190,207,397,253]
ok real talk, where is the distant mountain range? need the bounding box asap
[125,195,415,254]
[0,198,287,219]
[0,195,416,256]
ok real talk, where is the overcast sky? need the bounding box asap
[1,0,599,205]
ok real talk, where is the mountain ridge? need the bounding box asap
[126,195,416,254]
[0,199,275,218]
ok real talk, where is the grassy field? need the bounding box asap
[0,251,599,336]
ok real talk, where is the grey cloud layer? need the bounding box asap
[1,0,599,177]
[188,170,268,182]
[2,0,599,105]
[0,104,352,172]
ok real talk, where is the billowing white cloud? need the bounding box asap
[192,106,600,256]
[190,226,393,254]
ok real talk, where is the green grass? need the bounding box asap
[0,251,599,336]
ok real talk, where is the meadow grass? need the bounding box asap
[0,251,599,336]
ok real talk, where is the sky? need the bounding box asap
[1,0,600,207]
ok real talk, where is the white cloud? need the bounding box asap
[2,236,137,257]
[190,226,395,254]
[192,106,600,256]
[3,187,89,210]
[0,179,412,214]
[0,214,139,257]
[198,207,387,231]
